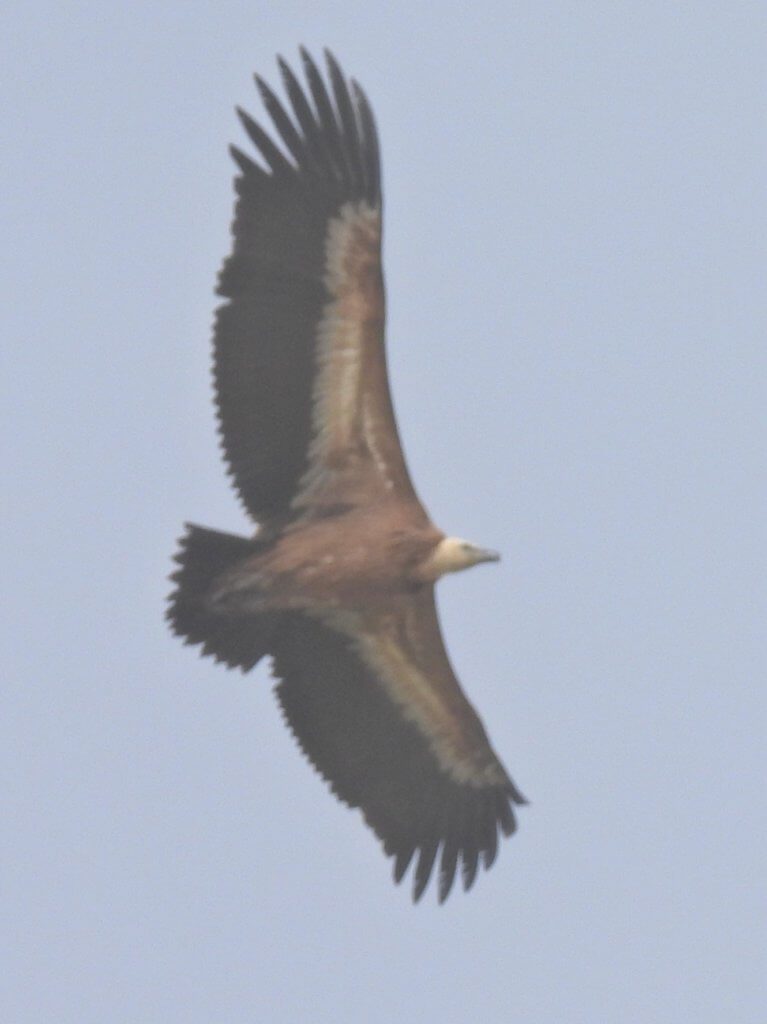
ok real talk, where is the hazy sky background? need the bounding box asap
[3,3,765,1022]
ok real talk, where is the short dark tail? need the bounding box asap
[166,523,279,672]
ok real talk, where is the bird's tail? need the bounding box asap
[166,523,279,672]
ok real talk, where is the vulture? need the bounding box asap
[168,49,526,902]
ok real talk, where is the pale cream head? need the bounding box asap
[417,536,501,581]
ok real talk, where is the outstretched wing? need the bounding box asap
[214,49,420,522]
[271,589,526,902]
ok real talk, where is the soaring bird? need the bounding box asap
[168,49,526,902]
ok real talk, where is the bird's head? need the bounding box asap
[418,536,501,581]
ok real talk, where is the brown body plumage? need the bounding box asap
[167,50,526,902]
[212,505,440,611]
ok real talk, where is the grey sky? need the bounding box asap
[3,3,765,1022]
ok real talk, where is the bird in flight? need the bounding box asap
[168,49,526,902]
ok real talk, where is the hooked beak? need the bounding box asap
[475,547,501,565]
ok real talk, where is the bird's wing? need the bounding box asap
[214,50,422,522]
[271,588,525,902]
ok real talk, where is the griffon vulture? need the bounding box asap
[168,49,526,902]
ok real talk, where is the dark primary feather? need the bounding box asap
[301,47,348,185]
[271,615,523,902]
[326,50,365,193]
[253,76,308,168]
[351,80,381,203]
[214,51,381,521]
[235,106,294,178]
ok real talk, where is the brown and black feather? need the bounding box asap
[271,615,523,902]
[168,51,526,904]
[215,52,381,521]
